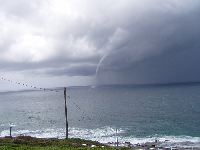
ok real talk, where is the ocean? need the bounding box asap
[0,84,200,148]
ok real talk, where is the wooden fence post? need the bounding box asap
[9,127,12,138]
[64,87,68,139]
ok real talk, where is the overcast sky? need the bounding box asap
[0,0,200,90]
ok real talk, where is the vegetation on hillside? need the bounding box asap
[0,136,122,150]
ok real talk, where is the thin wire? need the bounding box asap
[67,95,92,121]
[0,76,59,92]
[1,75,92,121]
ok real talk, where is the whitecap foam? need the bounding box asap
[1,127,200,148]
[0,129,64,139]
[0,123,17,127]
[0,126,124,140]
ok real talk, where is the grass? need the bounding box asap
[0,136,123,150]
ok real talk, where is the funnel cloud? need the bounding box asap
[0,0,200,88]
[96,0,200,85]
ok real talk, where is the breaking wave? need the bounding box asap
[1,126,200,148]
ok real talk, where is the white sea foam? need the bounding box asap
[1,126,200,148]
[0,123,17,127]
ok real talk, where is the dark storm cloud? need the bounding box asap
[44,64,96,76]
[96,0,200,85]
[0,0,200,85]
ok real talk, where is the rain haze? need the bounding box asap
[0,0,200,91]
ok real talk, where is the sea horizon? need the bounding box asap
[2,81,200,93]
[1,82,200,148]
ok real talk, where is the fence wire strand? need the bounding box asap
[0,75,92,121]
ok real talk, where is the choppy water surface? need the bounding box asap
[0,84,200,147]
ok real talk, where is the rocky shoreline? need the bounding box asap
[106,141,200,150]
